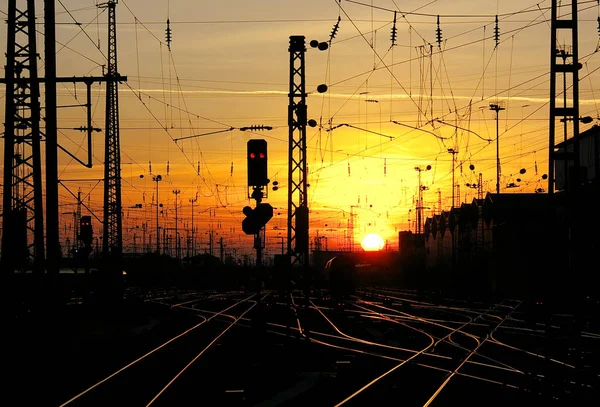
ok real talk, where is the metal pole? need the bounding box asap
[571,0,581,189]
[490,103,504,193]
[189,196,197,257]
[548,0,557,195]
[142,223,146,253]
[1,0,16,275]
[86,81,93,166]
[157,179,159,253]
[45,0,60,279]
[287,35,309,266]
[496,110,500,193]
[220,236,224,264]
[172,189,180,259]
[154,175,161,253]
[452,158,455,209]
[417,169,422,234]
[448,149,457,208]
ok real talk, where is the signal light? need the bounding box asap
[247,139,268,187]
[242,203,274,235]
[79,215,93,245]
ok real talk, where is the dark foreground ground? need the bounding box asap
[3,286,599,406]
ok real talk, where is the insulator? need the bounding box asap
[435,15,442,49]
[329,16,340,43]
[149,160,152,174]
[165,19,172,50]
[230,161,233,176]
[197,161,201,175]
[390,11,398,47]
[493,15,500,48]
[598,16,600,35]
[240,125,273,131]
[384,158,387,175]
[348,161,351,176]
[535,161,538,174]
[166,160,170,175]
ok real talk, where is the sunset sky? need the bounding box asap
[1,0,600,258]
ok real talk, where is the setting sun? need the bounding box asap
[361,234,385,252]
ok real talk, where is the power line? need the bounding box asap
[345,0,599,18]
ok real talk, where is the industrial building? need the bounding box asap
[415,125,600,300]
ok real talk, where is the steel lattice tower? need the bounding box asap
[548,0,580,194]
[287,36,309,267]
[1,0,45,274]
[100,0,123,265]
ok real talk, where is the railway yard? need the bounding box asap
[4,286,598,406]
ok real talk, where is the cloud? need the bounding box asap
[123,87,599,105]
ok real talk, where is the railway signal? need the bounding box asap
[242,203,273,235]
[79,215,93,246]
[247,139,268,187]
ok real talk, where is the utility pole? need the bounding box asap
[287,36,310,267]
[61,212,77,256]
[76,190,82,245]
[219,237,224,263]
[45,0,59,281]
[172,189,180,260]
[547,4,584,396]
[2,0,45,277]
[286,36,327,271]
[141,222,147,253]
[2,1,127,303]
[489,103,505,194]
[153,174,162,253]
[99,0,124,301]
[163,228,168,255]
[414,165,431,234]
[548,0,581,194]
[349,205,358,251]
[189,194,197,257]
[447,148,458,208]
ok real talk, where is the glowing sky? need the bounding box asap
[1,0,599,257]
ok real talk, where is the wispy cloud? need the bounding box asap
[124,87,599,105]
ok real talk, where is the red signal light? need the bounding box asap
[247,139,268,186]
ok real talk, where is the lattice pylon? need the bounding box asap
[2,0,45,274]
[287,36,309,267]
[100,0,123,263]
